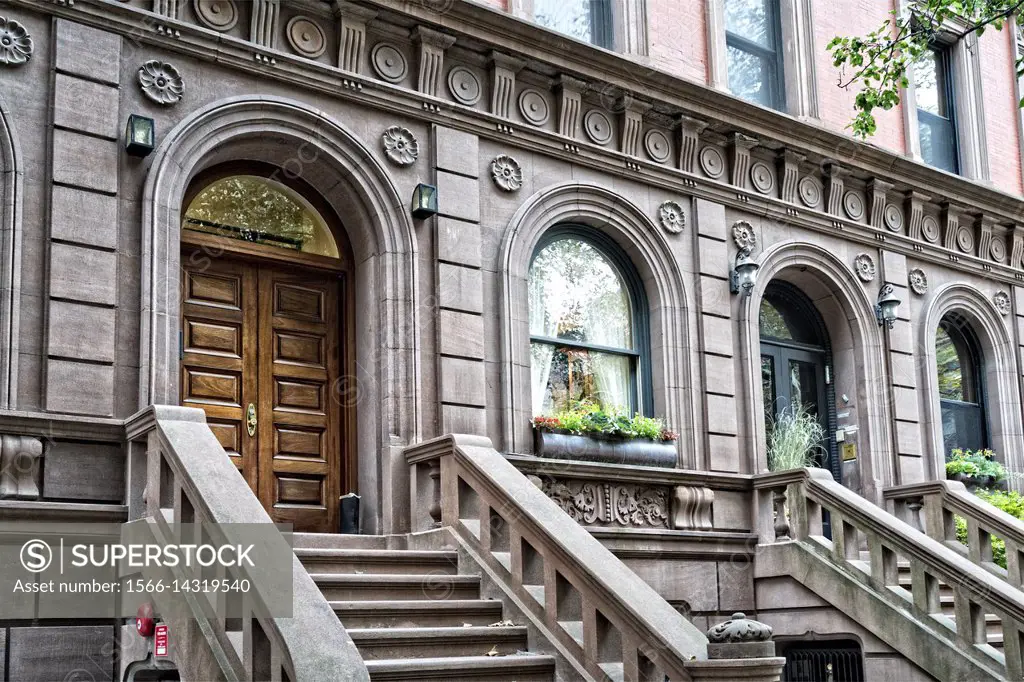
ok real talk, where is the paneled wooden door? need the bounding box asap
[180,253,345,532]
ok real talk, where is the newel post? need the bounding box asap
[683,612,786,681]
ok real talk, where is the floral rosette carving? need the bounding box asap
[853,253,875,282]
[381,126,419,166]
[732,220,757,255]
[138,60,184,105]
[994,291,1011,317]
[491,154,523,192]
[658,201,685,234]
[0,17,33,66]
[908,268,928,296]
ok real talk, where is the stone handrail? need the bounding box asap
[405,434,709,681]
[885,479,1024,591]
[755,468,1024,680]
[125,405,369,682]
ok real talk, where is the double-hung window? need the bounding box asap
[531,0,614,49]
[913,47,960,174]
[724,0,785,110]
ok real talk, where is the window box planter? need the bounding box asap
[533,429,678,468]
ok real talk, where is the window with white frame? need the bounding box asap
[912,46,960,174]
[724,0,785,110]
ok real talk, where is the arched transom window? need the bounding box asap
[183,175,339,258]
[936,316,987,456]
[528,231,648,416]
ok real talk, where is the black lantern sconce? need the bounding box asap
[411,183,438,220]
[875,284,901,328]
[125,114,156,158]
[729,249,760,296]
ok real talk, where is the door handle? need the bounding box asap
[246,403,257,437]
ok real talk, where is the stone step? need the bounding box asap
[296,548,459,575]
[364,654,556,681]
[333,599,505,628]
[293,533,389,551]
[349,626,529,660]
[311,573,481,601]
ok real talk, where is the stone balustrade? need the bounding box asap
[126,405,369,682]
[885,479,1024,592]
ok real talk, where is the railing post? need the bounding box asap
[427,459,442,527]
[773,486,790,541]
[905,496,924,533]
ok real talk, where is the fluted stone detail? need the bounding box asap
[671,485,714,530]
[335,1,377,73]
[412,26,456,98]
[620,99,650,158]
[824,162,845,216]
[905,191,929,241]
[556,75,587,138]
[776,149,803,203]
[942,202,961,251]
[0,435,43,499]
[489,51,525,119]
[868,178,893,230]
[729,132,757,188]
[678,114,707,174]
[250,0,279,48]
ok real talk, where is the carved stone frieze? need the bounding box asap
[138,60,184,105]
[490,51,525,119]
[335,1,376,73]
[447,66,482,106]
[749,161,774,195]
[540,478,670,528]
[412,25,456,98]
[994,291,1011,316]
[677,115,708,174]
[371,42,407,83]
[991,235,1008,264]
[797,175,822,208]
[905,191,929,240]
[867,178,893,230]
[381,126,418,166]
[250,0,279,49]
[556,75,586,138]
[699,145,726,180]
[518,89,549,126]
[776,150,803,203]
[644,129,671,163]
[0,435,43,499]
[658,200,685,234]
[842,190,865,221]
[491,154,522,192]
[729,133,757,188]
[584,109,613,145]
[0,16,33,66]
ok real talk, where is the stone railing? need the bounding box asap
[885,479,1024,591]
[406,434,709,680]
[126,405,369,682]
[755,468,1023,680]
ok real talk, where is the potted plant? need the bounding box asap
[945,448,1006,489]
[766,402,825,472]
[532,401,678,467]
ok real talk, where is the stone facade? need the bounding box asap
[0,0,1022,678]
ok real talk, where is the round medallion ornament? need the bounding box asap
[193,0,238,31]
[699,146,726,180]
[854,253,876,282]
[286,16,326,59]
[843,191,865,221]
[491,154,523,192]
[920,215,940,243]
[956,226,975,254]
[732,220,757,254]
[749,162,775,195]
[883,204,904,232]
[370,43,407,83]
[644,130,671,164]
[518,89,549,126]
[583,110,613,145]
[0,17,33,66]
[991,237,1008,264]
[447,66,482,106]
[658,201,685,234]
[137,60,184,105]
[381,126,419,166]
[994,291,1012,317]
[908,268,928,296]
[798,176,822,208]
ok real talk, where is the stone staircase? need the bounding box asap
[293,533,557,681]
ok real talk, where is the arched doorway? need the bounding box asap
[759,281,838,482]
[178,164,355,533]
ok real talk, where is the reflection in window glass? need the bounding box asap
[912,50,947,116]
[184,175,339,257]
[936,318,986,456]
[725,0,771,48]
[724,0,782,110]
[727,46,772,108]
[529,237,636,415]
[913,48,958,173]
[533,0,612,48]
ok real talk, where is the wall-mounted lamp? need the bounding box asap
[875,284,901,328]
[411,183,438,220]
[730,250,760,296]
[125,114,156,157]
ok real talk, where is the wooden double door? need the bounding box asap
[180,250,348,532]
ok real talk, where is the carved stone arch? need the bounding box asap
[920,283,1024,482]
[0,91,22,410]
[738,240,893,500]
[499,182,697,463]
[140,95,419,533]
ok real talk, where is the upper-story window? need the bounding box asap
[528,230,650,416]
[724,0,785,110]
[531,0,614,48]
[936,316,986,456]
[913,47,960,174]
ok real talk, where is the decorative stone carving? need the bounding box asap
[447,66,481,106]
[518,88,549,126]
[556,75,586,138]
[867,178,893,230]
[842,191,865,221]
[920,215,940,243]
[540,478,670,528]
[0,435,43,499]
[908,268,928,296]
[194,0,238,31]
[776,150,803,203]
[749,161,774,194]
[619,99,650,157]
[955,225,975,254]
[732,220,756,255]
[154,0,182,19]
[994,291,1011,317]
[941,202,962,251]
[644,129,671,163]
[583,109,613,145]
[490,154,522,192]
[707,612,773,643]
[853,253,876,282]
[677,115,708,174]
[823,162,845,216]
[371,42,407,83]
[0,17,33,66]
[699,145,726,180]
[797,176,822,208]
[336,2,377,73]
[991,236,1008,264]
[671,485,713,530]
[286,16,326,59]
[729,133,757,187]
[1012,226,1024,269]
[412,26,456,98]
[137,61,184,105]
[250,0,279,48]
[976,217,994,260]
[905,191,930,240]
[489,52,525,119]
[658,201,685,234]
[883,204,904,233]
[381,126,418,166]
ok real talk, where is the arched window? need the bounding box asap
[936,316,987,456]
[183,174,339,258]
[528,229,650,416]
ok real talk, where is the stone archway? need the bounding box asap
[139,95,419,533]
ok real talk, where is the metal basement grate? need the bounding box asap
[780,640,864,682]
